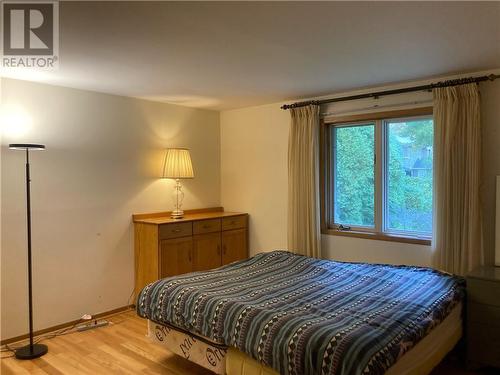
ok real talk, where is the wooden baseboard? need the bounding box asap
[0,305,134,346]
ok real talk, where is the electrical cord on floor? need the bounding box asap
[0,321,81,359]
[1,342,25,354]
[103,306,135,326]
[1,352,14,359]
[34,322,80,342]
[127,287,136,306]
[1,344,16,359]
[1,307,135,360]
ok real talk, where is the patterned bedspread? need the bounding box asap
[137,251,464,375]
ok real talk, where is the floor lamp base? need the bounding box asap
[15,343,48,360]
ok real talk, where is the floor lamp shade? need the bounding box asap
[162,148,194,219]
[9,143,45,150]
[9,143,48,360]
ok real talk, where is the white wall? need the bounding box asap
[220,70,500,266]
[0,78,220,340]
[220,104,289,256]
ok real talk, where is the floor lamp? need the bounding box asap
[9,143,48,360]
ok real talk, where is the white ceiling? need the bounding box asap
[2,1,499,110]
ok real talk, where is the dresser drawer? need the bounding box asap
[222,215,247,231]
[467,322,500,366]
[193,219,221,234]
[159,222,192,239]
[468,302,500,327]
[467,278,500,306]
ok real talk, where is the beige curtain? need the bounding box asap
[287,105,321,258]
[432,83,483,275]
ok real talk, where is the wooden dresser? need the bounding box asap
[133,208,248,296]
[466,266,500,369]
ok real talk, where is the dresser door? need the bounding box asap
[160,237,193,278]
[193,233,222,271]
[222,229,247,265]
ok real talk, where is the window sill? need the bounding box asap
[322,228,431,246]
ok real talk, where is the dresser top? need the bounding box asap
[467,266,500,282]
[133,210,247,225]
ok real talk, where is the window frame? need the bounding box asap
[321,107,433,246]
[330,121,377,232]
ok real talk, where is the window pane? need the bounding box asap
[333,124,375,227]
[386,118,433,234]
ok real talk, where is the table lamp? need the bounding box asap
[162,148,194,219]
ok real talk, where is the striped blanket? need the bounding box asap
[137,251,464,375]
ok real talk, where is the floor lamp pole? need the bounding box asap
[9,143,48,360]
[26,148,34,349]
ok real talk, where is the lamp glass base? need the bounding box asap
[170,210,184,219]
[15,343,48,360]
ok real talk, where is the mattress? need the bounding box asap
[138,251,465,375]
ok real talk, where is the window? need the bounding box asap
[333,123,375,228]
[385,118,433,236]
[323,108,433,244]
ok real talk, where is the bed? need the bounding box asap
[137,251,465,375]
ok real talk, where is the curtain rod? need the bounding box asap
[281,74,500,110]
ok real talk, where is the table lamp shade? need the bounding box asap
[162,148,194,179]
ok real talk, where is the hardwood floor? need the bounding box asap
[1,310,212,375]
[1,309,496,375]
